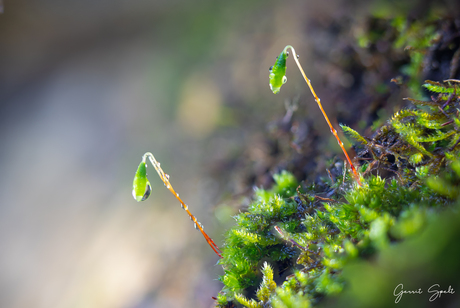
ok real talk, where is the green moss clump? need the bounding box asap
[216,170,300,306]
[215,80,460,307]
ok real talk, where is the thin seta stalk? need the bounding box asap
[270,45,361,185]
[133,152,222,258]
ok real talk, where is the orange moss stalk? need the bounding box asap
[133,152,222,258]
[269,45,361,185]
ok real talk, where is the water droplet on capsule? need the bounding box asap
[286,51,290,57]
[269,65,273,72]
[282,76,287,84]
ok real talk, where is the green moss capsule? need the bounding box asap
[132,161,151,202]
[269,47,289,94]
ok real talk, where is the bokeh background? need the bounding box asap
[0,1,450,308]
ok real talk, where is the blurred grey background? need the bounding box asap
[0,0,371,307]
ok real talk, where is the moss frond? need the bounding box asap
[340,124,368,145]
[235,294,262,308]
[404,97,439,107]
[256,262,277,302]
[423,80,455,94]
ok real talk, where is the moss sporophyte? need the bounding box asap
[269,45,362,186]
[132,152,222,258]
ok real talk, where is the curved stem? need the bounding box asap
[285,46,362,186]
[142,152,222,258]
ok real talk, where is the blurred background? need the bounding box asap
[1,0,455,308]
